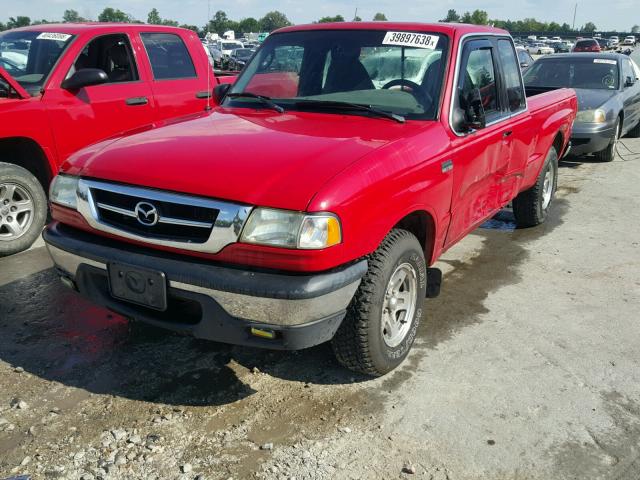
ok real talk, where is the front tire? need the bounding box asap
[512,146,558,228]
[331,229,427,376]
[595,119,620,162]
[0,162,47,256]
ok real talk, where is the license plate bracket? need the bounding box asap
[108,262,167,311]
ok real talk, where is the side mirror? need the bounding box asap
[213,83,231,103]
[61,68,108,91]
[625,76,635,87]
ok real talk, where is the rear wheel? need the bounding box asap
[331,229,427,376]
[0,162,47,256]
[512,146,558,228]
[595,118,620,162]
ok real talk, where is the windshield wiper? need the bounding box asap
[226,92,284,113]
[293,99,405,123]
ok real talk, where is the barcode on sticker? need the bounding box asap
[382,32,439,50]
[36,32,72,42]
[594,59,617,65]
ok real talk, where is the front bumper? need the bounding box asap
[570,122,616,155]
[43,223,367,350]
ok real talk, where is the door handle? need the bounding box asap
[502,130,513,138]
[125,96,148,106]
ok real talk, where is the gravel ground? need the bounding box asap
[1,54,640,479]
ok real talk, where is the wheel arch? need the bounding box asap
[0,137,54,194]
[391,209,437,265]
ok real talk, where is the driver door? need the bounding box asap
[44,33,154,162]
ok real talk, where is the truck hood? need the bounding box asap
[0,67,30,99]
[70,109,421,210]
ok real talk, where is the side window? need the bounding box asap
[140,33,196,80]
[68,34,138,83]
[621,59,634,85]
[498,40,526,113]
[517,50,533,66]
[461,47,499,119]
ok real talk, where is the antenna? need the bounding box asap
[205,0,212,111]
[572,2,577,31]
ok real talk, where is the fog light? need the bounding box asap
[250,327,276,339]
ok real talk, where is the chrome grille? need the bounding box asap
[76,179,252,253]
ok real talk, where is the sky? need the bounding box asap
[2,0,638,31]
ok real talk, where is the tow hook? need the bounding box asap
[426,267,442,298]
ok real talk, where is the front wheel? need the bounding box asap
[512,146,558,228]
[595,119,620,162]
[0,162,47,256]
[331,229,427,376]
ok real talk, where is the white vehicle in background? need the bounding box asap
[623,35,636,46]
[218,39,244,57]
[609,36,619,46]
[526,42,554,55]
[550,36,562,42]
[538,36,549,43]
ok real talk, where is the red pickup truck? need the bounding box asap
[43,23,577,376]
[0,23,231,255]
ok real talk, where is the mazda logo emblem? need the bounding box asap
[134,201,159,226]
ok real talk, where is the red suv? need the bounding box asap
[573,39,601,52]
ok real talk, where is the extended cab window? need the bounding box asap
[141,33,196,80]
[497,40,525,113]
[67,34,138,83]
[621,58,635,86]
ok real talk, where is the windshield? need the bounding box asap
[222,42,240,50]
[0,30,75,96]
[235,49,254,59]
[227,29,449,120]
[523,57,619,90]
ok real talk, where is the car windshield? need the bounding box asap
[227,29,449,120]
[0,30,75,96]
[222,42,239,50]
[235,49,253,59]
[523,57,619,90]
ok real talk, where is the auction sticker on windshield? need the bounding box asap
[36,32,72,42]
[593,59,617,65]
[382,32,439,49]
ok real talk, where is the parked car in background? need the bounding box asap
[550,36,562,42]
[623,36,636,46]
[596,38,609,50]
[43,22,577,376]
[516,47,535,71]
[573,39,601,52]
[551,41,570,53]
[609,36,619,47]
[227,48,255,71]
[527,42,554,55]
[0,23,235,256]
[524,53,640,161]
[207,44,224,69]
[218,39,244,57]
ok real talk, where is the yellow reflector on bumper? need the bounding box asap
[251,327,276,339]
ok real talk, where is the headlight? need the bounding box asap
[49,174,79,209]
[575,108,607,123]
[240,208,341,249]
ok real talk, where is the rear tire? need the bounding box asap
[331,229,427,376]
[512,146,558,228]
[595,118,620,162]
[0,162,47,257]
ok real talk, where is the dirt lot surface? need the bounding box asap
[1,59,640,480]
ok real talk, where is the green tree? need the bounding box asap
[31,19,52,25]
[63,9,85,23]
[440,9,460,22]
[98,8,131,23]
[162,19,179,26]
[7,16,31,28]
[372,12,387,21]
[0,22,6,32]
[631,25,639,33]
[469,10,489,25]
[318,15,345,23]
[180,24,200,34]
[259,11,291,32]
[237,17,260,34]
[582,21,596,33]
[353,15,362,21]
[208,10,231,35]
[147,8,162,24]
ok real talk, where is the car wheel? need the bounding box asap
[595,118,620,162]
[331,229,427,376]
[0,162,48,256]
[512,146,558,228]
[538,49,542,54]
